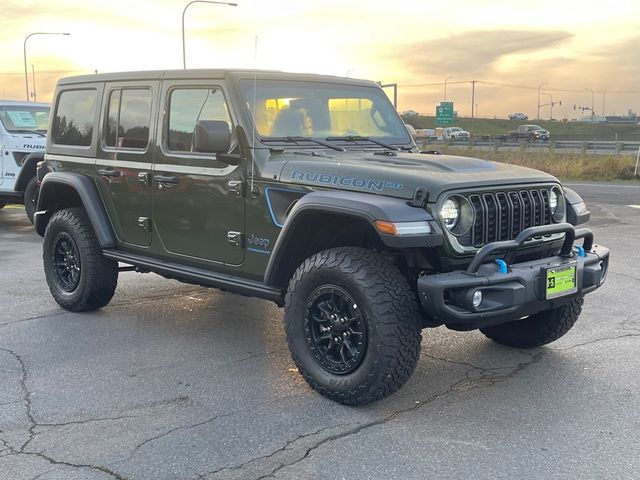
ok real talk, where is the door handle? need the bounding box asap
[98,168,121,178]
[154,174,179,186]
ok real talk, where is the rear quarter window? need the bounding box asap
[52,89,97,147]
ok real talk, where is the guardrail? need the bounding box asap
[418,138,640,155]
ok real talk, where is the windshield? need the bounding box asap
[238,79,411,145]
[0,104,50,133]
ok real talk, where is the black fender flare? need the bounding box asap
[35,171,116,248]
[563,187,590,226]
[263,190,442,286]
[14,151,45,192]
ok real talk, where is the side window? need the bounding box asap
[52,89,97,146]
[167,88,233,153]
[105,88,152,149]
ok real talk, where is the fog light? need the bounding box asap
[472,290,483,308]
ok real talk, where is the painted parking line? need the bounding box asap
[627,205,640,209]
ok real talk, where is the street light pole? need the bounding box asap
[444,75,453,102]
[181,0,238,69]
[23,32,70,101]
[584,88,595,116]
[541,92,553,120]
[537,82,548,120]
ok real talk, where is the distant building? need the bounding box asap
[605,110,638,123]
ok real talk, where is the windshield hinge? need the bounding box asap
[408,186,429,208]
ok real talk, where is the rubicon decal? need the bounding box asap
[291,171,403,191]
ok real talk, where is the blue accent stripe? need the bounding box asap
[264,187,285,228]
[248,247,271,255]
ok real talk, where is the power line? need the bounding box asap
[399,79,640,95]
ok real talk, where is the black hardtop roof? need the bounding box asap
[57,69,380,88]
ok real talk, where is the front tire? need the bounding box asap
[23,177,39,224]
[43,208,118,312]
[284,247,422,405]
[480,297,583,348]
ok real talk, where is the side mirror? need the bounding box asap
[194,120,231,154]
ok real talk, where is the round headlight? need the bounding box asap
[549,189,558,213]
[440,197,460,229]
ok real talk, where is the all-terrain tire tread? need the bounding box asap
[284,247,422,405]
[43,208,118,312]
[480,297,583,348]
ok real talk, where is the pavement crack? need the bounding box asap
[125,413,233,463]
[553,333,640,350]
[39,415,136,428]
[249,352,545,479]
[608,271,640,283]
[200,423,351,479]
[0,347,38,451]
[0,311,67,329]
[0,347,129,479]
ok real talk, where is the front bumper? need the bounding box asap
[418,223,610,330]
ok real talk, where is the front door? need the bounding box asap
[95,82,158,247]
[152,82,245,265]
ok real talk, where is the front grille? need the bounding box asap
[457,187,555,248]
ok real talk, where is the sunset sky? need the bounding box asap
[2,0,639,119]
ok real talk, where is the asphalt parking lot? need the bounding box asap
[1,182,639,480]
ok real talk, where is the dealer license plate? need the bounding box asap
[545,264,578,299]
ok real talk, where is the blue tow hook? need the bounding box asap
[574,245,586,257]
[495,258,508,274]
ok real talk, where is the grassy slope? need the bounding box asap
[403,115,640,141]
[439,146,639,181]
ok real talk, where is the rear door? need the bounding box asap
[152,80,245,265]
[95,82,158,247]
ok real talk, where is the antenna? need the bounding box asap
[250,35,258,194]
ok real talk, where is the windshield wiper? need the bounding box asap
[9,129,46,137]
[326,135,411,151]
[261,136,345,152]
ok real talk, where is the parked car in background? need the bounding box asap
[404,123,417,138]
[508,124,550,142]
[443,126,470,141]
[509,113,528,120]
[0,100,49,222]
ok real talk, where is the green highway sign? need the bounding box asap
[436,102,454,126]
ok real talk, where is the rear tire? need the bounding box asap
[23,177,39,224]
[284,247,422,405]
[43,208,118,312]
[480,297,583,348]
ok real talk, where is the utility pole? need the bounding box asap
[470,80,477,119]
[584,88,595,116]
[537,82,548,120]
[602,91,607,118]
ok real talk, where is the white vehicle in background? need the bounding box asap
[509,112,528,120]
[443,126,470,141]
[0,101,49,222]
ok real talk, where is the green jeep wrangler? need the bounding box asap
[35,70,609,405]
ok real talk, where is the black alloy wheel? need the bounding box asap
[52,232,81,292]
[304,285,367,375]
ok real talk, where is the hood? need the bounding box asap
[278,151,558,201]
[2,132,47,152]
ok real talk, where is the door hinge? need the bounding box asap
[227,231,243,248]
[227,180,243,196]
[138,217,151,231]
[138,171,150,185]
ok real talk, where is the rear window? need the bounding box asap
[52,89,97,146]
[105,88,152,150]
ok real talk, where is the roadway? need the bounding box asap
[0,182,638,479]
